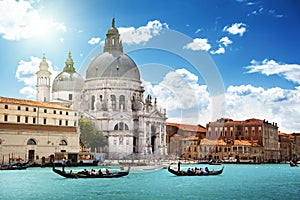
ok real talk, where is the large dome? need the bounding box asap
[86,50,140,80]
[52,71,84,92]
[86,18,140,81]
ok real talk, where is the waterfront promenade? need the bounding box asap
[1,164,299,200]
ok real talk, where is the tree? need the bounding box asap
[78,118,107,151]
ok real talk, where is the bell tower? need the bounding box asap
[36,55,51,102]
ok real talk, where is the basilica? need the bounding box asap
[36,19,168,159]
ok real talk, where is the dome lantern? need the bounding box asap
[63,51,75,73]
[104,18,123,53]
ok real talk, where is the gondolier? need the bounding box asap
[178,160,181,171]
[62,157,67,172]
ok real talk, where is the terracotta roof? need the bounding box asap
[199,138,261,147]
[181,135,198,141]
[0,96,72,110]
[208,118,278,126]
[278,132,290,137]
[166,122,206,132]
[200,138,226,146]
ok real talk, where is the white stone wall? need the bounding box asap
[0,129,79,163]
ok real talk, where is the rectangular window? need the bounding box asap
[59,120,62,126]
[43,118,46,125]
[65,120,68,126]
[5,105,8,109]
[44,109,47,113]
[25,107,29,111]
[60,111,62,115]
[18,106,21,110]
[69,94,72,100]
[4,115,8,121]
[66,112,69,115]
[53,110,56,114]
[17,116,20,122]
[33,117,36,124]
[25,116,28,123]
[33,108,37,112]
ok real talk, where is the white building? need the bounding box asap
[0,96,79,164]
[48,19,168,159]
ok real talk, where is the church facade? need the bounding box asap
[38,19,168,159]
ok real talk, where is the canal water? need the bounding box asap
[1,164,299,200]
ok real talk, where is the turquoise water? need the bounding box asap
[1,164,300,200]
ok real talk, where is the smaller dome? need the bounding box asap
[52,72,84,92]
[52,51,84,92]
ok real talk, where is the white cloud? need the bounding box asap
[210,46,225,54]
[118,20,168,44]
[15,56,60,99]
[209,37,232,55]
[183,38,211,51]
[143,68,213,125]
[223,23,246,36]
[219,36,232,46]
[144,68,300,133]
[0,0,66,40]
[88,37,101,45]
[226,84,300,133]
[246,59,300,84]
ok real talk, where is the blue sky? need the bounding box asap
[0,0,299,132]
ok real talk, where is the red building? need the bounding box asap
[206,118,279,163]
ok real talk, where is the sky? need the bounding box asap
[0,0,299,133]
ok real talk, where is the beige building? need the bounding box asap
[0,96,79,164]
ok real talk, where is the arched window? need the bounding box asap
[91,95,95,110]
[27,139,36,145]
[59,140,67,146]
[111,95,116,110]
[119,95,125,110]
[114,124,119,130]
[114,122,129,130]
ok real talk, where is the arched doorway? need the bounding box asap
[27,139,36,162]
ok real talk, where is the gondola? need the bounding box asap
[0,162,29,170]
[208,160,222,165]
[290,161,298,167]
[52,164,130,178]
[168,165,224,176]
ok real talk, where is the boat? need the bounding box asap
[208,159,222,165]
[167,165,224,176]
[290,161,298,167]
[52,164,130,178]
[0,162,29,170]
